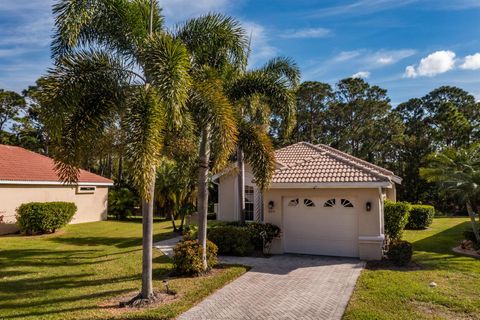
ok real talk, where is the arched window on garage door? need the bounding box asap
[323,198,336,207]
[341,199,354,207]
[304,198,315,207]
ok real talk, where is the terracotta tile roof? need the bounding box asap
[272,142,398,184]
[0,144,113,184]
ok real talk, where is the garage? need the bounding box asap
[283,197,359,257]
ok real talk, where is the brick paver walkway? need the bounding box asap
[177,254,364,320]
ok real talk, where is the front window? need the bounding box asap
[244,185,254,221]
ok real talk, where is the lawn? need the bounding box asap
[344,217,480,320]
[0,219,247,320]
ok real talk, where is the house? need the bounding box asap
[0,145,113,235]
[214,142,401,260]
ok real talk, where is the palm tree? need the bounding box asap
[226,57,300,224]
[43,0,191,304]
[174,14,249,271]
[420,144,480,242]
[155,157,197,232]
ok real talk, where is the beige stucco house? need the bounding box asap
[214,142,401,260]
[0,145,113,235]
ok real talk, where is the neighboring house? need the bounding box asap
[0,145,113,235]
[214,142,401,260]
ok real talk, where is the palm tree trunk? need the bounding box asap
[141,168,155,300]
[466,200,480,242]
[237,147,246,225]
[170,210,178,232]
[197,126,211,271]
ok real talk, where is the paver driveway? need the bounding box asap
[177,255,365,320]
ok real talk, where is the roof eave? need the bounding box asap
[0,180,114,186]
[269,181,392,189]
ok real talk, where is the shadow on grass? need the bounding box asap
[412,220,470,254]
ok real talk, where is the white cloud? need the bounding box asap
[242,21,278,67]
[281,27,331,39]
[161,0,232,23]
[404,50,456,78]
[331,49,415,67]
[351,71,370,79]
[331,50,362,63]
[460,53,480,70]
[370,49,416,66]
[311,0,418,17]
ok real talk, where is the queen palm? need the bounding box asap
[226,57,300,224]
[420,144,480,242]
[173,14,247,271]
[43,0,191,304]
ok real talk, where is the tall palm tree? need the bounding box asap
[420,144,480,242]
[174,14,248,271]
[226,57,300,224]
[43,0,191,304]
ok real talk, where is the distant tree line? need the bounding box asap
[273,78,480,213]
[1,77,479,214]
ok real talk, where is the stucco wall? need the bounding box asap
[217,165,256,222]
[0,185,108,235]
[263,187,385,260]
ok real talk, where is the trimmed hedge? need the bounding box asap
[387,240,413,266]
[384,200,410,241]
[173,240,218,275]
[406,204,435,229]
[208,226,255,256]
[16,202,77,234]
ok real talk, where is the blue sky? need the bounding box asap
[1,0,480,105]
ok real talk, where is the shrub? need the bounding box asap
[182,225,198,240]
[207,213,217,220]
[173,240,218,275]
[108,187,138,220]
[208,226,255,256]
[384,201,410,241]
[247,223,281,250]
[16,202,77,234]
[387,240,413,266]
[406,204,435,229]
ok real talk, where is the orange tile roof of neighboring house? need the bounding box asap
[0,144,113,184]
[272,142,400,184]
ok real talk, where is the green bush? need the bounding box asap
[172,240,218,275]
[108,187,138,220]
[247,223,281,249]
[207,213,217,220]
[406,204,435,229]
[208,226,255,256]
[182,225,198,240]
[384,200,411,241]
[16,202,77,234]
[387,240,413,266]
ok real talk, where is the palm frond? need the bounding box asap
[41,50,129,183]
[175,13,248,72]
[124,87,165,200]
[52,0,163,58]
[260,56,300,88]
[140,32,191,128]
[227,70,296,137]
[238,121,276,190]
[190,71,238,172]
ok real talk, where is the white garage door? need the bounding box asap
[283,197,359,257]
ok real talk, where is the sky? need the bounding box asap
[1,0,480,105]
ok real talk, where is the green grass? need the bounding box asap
[0,219,247,320]
[344,217,480,320]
